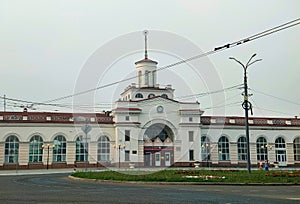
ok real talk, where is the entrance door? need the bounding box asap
[145,152,152,166]
[155,152,161,166]
[165,152,171,166]
[276,150,287,166]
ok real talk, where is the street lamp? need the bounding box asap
[81,124,92,171]
[114,142,125,168]
[42,144,54,170]
[229,54,262,174]
[202,143,210,167]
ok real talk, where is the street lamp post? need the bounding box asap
[81,124,92,172]
[42,144,54,170]
[114,141,125,168]
[229,54,262,174]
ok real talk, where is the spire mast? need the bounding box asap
[143,30,148,59]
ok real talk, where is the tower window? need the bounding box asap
[135,93,143,98]
[148,94,155,98]
[125,130,130,141]
[161,94,168,99]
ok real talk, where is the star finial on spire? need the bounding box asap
[143,30,148,59]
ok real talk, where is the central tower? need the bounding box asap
[120,30,174,101]
[135,30,158,88]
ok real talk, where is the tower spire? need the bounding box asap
[143,30,148,59]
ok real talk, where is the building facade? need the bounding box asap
[1,43,300,169]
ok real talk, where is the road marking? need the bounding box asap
[287,197,300,200]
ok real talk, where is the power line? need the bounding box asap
[250,88,300,106]
[43,17,300,103]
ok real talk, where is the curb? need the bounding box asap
[68,175,300,186]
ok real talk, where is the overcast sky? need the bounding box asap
[0,0,299,117]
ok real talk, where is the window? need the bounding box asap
[152,71,156,86]
[148,93,155,98]
[138,71,142,87]
[237,136,247,161]
[76,136,88,162]
[161,94,168,99]
[201,136,211,161]
[294,137,300,161]
[5,135,19,163]
[125,150,130,161]
[135,93,143,98]
[189,117,193,122]
[125,130,130,141]
[275,137,285,148]
[145,71,149,86]
[218,136,230,161]
[125,116,130,121]
[188,131,194,142]
[98,136,110,161]
[29,135,43,163]
[189,150,194,161]
[275,137,286,163]
[256,137,267,161]
[53,135,66,162]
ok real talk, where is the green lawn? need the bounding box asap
[72,169,300,183]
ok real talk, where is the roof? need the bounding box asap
[0,111,113,124]
[201,116,300,127]
[135,58,158,65]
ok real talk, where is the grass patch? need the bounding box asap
[72,169,300,183]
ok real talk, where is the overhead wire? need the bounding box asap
[43,17,300,103]
[1,18,300,111]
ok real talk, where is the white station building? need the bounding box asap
[1,37,300,170]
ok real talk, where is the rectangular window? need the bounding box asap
[189,131,194,142]
[189,150,194,161]
[125,150,130,161]
[125,130,130,141]
[189,117,193,122]
[125,116,130,121]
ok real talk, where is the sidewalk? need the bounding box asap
[1,166,299,176]
[0,168,75,176]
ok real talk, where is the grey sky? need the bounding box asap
[0,0,299,117]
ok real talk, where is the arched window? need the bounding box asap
[98,136,110,161]
[148,93,155,98]
[5,135,19,163]
[201,136,211,161]
[161,94,168,99]
[29,135,43,163]
[76,136,88,162]
[138,71,142,87]
[135,93,143,98]
[53,135,66,162]
[256,137,267,161]
[152,70,156,86]
[237,136,247,161]
[218,136,230,161]
[294,137,300,161]
[145,71,149,86]
[275,137,286,164]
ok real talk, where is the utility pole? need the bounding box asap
[229,54,262,174]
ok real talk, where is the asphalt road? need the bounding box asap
[0,173,299,204]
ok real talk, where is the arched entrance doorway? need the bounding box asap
[143,123,174,167]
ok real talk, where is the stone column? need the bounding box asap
[89,141,97,164]
[19,142,29,166]
[0,142,4,166]
[268,143,276,164]
[230,142,238,164]
[210,143,219,164]
[250,143,257,164]
[286,143,294,165]
[66,141,75,165]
